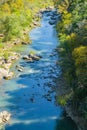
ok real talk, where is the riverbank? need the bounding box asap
[0,3,54,80]
[54,74,87,130]
[53,0,87,129]
[0,14,41,80]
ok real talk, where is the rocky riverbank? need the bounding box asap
[0,52,20,80]
[55,74,87,130]
[0,7,56,81]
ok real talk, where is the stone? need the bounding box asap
[14,39,21,45]
[18,68,23,72]
[21,41,28,45]
[0,34,4,38]
[0,111,11,124]
[22,55,33,62]
[0,68,8,79]
[28,54,41,61]
[3,72,14,80]
[22,55,29,60]
[33,21,39,26]
[3,63,11,70]
[23,54,41,62]
[16,65,24,72]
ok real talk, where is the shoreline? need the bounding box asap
[0,7,55,80]
[0,7,43,80]
[54,74,87,130]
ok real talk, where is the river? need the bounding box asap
[0,11,78,130]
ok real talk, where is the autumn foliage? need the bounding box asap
[54,0,87,119]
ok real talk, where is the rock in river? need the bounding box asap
[23,54,41,62]
[28,54,41,61]
[0,111,11,124]
[16,65,24,72]
[49,20,56,25]
[22,55,33,62]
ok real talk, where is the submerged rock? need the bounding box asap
[49,20,56,25]
[30,98,35,103]
[47,98,52,102]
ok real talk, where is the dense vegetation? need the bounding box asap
[0,0,53,59]
[54,0,87,120]
[0,0,53,41]
[0,0,87,127]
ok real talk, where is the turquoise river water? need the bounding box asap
[0,11,78,130]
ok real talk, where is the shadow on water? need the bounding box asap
[6,117,78,130]
[0,10,78,130]
[55,117,78,130]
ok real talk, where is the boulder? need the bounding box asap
[14,39,21,45]
[22,55,29,60]
[39,8,46,13]
[35,13,42,18]
[3,72,14,80]
[10,56,19,61]
[18,68,23,72]
[16,65,24,72]
[33,21,39,26]
[28,54,41,61]
[0,111,11,124]
[47,6,54,11]
[23,54,41,62]
[22,55,33,62]
[21,41,28,45]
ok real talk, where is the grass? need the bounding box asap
[10,44,26,53]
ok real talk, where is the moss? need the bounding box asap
[56,93,72,106]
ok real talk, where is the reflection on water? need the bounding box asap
[0,11,78,130]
